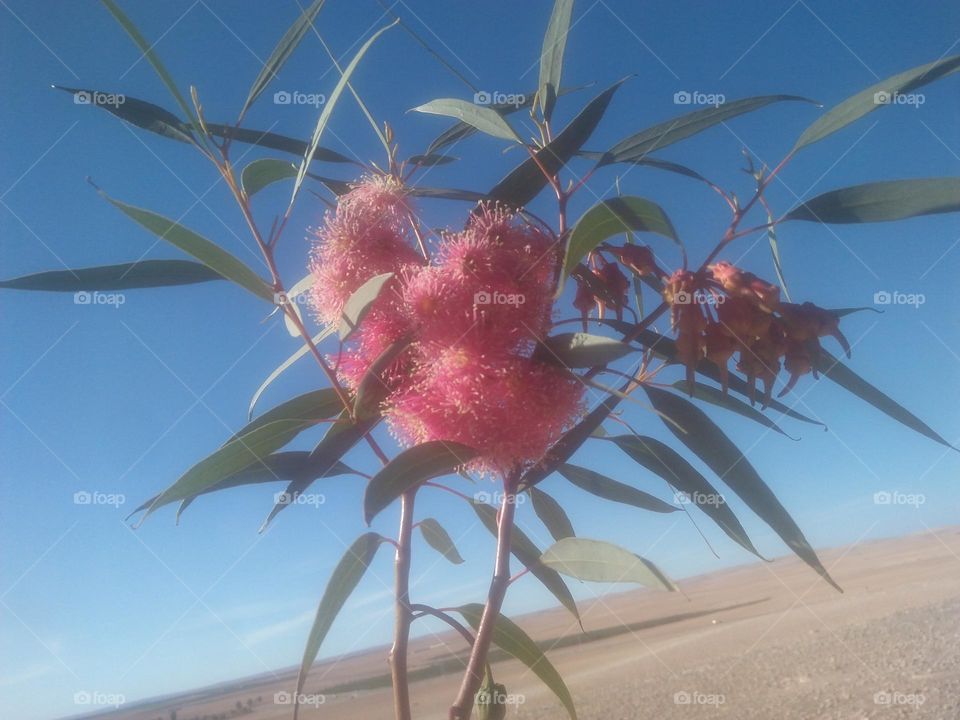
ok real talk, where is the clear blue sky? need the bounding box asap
[2,1,958,718]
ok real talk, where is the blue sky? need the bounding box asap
[1,1,959,718]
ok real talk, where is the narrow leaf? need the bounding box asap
[528,486,575,541]
[52,85,191,142]
[456,604,577,720]
[242,158,298,197]
[538,0,575,121]
[412,98,521,142]
[230,389,343,443]
[206,124,353,163]
[365,442,477,523]
[418,518,464,564]
[784,178,960,224]
[540,537,676,590]
[0,260,223,292]
[538,332,636,368]
[558,463,677,513]
[642,386,841,591]
[338,272,394,341]
[353,336,412,419]
[671,381,798,439]
[249,327,334,419]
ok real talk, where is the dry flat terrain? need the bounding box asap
[88,527,960,720]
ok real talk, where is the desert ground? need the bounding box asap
[81,527,960,720]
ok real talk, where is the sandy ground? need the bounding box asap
[93,527,960,720]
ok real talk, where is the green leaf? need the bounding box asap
[100,0,198,133]
[0,260,224,292]
[353,336,412,419]
[242,158,298,197]
[418,518,464,564]
[540,538,676,590]
[294,533,382,720]
[538,332,635,368]
[538,0,575,121]
[794,54,960,151]
[241,0,326,117]
[784,178,960,224]
[601,95,818,165]
[560,196,679,286]
[52,85,192,142]
[292,21,397,204]
[407,186,489,202]
[815,349,955,450]
[338,272,395,341]
[407,153,458,167]
[487,80,625,209]
[456,604,577,720]
[671,381,798,440]
[249,327,334,419]
[281,273,316,337]
[364,441,477,523]
[205,124,353,163]
[230,389,343,443]
[469,500,580,625]
[97,191,274,303]
[608,434,761,558]
[528,486,575,541]
[412,98,521,143]
[140,419,318,523]
[642,386,841,591]
[766,203,791,302]
[557,463,677,514]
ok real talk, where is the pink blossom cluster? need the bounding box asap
[309,177,584,476]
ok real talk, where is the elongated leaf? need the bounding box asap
[249,327,334,419]
[558,463,677,513]
[353,336,412,419]
[671,381,798,439]
[541,538,676,590]
[100,0,197,132]
[469,500,580,625]
[52,85,192,142]
[407,186,489,202]
[642,386,840,590]
[0,260,223,292]
[794,54,960,151]
[601,95,817,165]
[98,192,274,302]
[412,98,521,142]
[242,0,325,116]
[206,124,353,163]
[282,273,316,336]
[815,350,954,450]
[538,0,575,121]
[784,178,960,224]
[140,419,317,523]
[528,486,575,541]
[294,533,382,720]
[766,203,791,301]
[338,272,395,341]
[407,153,458,167]
[242,158,298,197]
[292,21,396,204]
[560,196,679,286]
[580,151,713,185]
[456,604,577,720]
[230,389,343,443]
[608,434,761,557]
[418,518,464,564]
[487,80,625,209]
[365,441,477,523]
[538,332,635,368]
